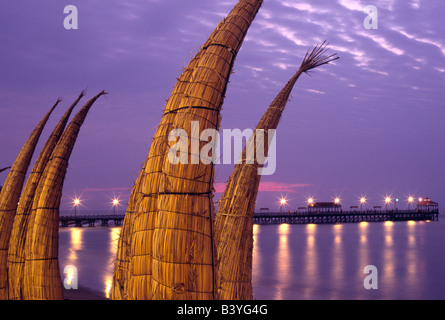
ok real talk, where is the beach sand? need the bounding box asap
[63,286,109,300]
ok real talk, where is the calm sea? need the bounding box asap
[58,219,445,300]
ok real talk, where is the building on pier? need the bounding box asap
[307,202,342,213]
[417,197,439,212]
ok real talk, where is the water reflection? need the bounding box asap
[303,224,317,299]
[382,220,395,298]
[358,221,369,299]
[252,224,260,288]
[331,224,343,299]
[67,228,83,266]
[405,221,419,296]
[104,227,120,298]
[275,224,290,299]
[57,218,443,300]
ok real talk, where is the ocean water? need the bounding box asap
[58,219,445,300]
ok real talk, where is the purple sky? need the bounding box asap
[1,0,444,213]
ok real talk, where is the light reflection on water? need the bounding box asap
[59,227,120,298]
[58,220,445,299]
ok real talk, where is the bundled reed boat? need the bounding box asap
[114,0,264,300]
[0,101,59,299]
[7,92,85,300]
[215,42,338,299]
[22,91,105,300]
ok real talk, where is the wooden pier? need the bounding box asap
[253,209,439,225]
[59,214,125,227]
[59,209,439,227]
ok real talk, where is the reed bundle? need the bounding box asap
[117,34,205,302]
[152,0,263,300]
[22,91,106,300]
[0,101,59,300]
[215,42,338,300]
[114,48,211,301]
[112,160,146,300]
[7,92,85,300]
[114,0,263,300]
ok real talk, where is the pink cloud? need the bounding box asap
[214,181,310,193]
[80,187,131,193]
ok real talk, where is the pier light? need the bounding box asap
[385,196,392,211]
[334,197,341,204]
[278,197,288,212]
[360,197,366,211]
[408,196,414,210]
[307,197,314,205]
[112,198,120,216]
[73,197,81,216]
[418,197,423,202]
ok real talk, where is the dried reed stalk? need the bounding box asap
[22,91,106,300]
[7,92,85,300]
[118,0,263,301]
[117,37,205,301]
[215,42,338,299]
[112,160,146,300]
[151,0,264,300]
[0,101,59,300]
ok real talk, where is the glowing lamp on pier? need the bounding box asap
[408,196,414,210]
[385,196,392,210]
[112,198,120,216]
[307,197,314,205]
[73,197,81,216]
[334,197,341,204]
[360,197,366,211]
[279,197,287,212]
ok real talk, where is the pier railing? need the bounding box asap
[252,209,439,225]
[59,214,125,227]
[59,209,439,227]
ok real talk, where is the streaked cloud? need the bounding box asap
[215,181,311,193]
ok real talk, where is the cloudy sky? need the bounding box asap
[1,0,444,213]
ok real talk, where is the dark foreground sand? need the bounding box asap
[63,286,108,300]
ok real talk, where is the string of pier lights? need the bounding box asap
[277,195,421,211]
[72,195,421,213]
[72,196,120,216]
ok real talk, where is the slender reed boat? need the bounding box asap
[215,43,338,299]
[116,0,263,300]
[0,101,59,299]
[22,91,106,300]
[7,92,85,300]
[152,0,264,300]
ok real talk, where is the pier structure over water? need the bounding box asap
[252,209,439,225]
[59,198,439,227]
[253,197,439,225]
[60,214,125,227]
